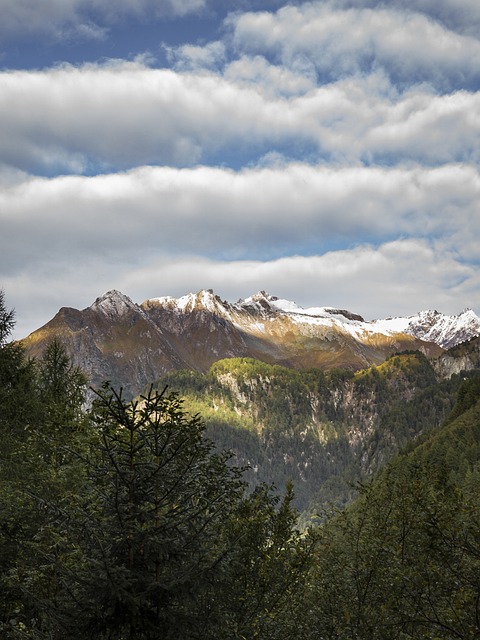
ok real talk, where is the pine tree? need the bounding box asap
[0,291,41,636]
[33,384,314,639]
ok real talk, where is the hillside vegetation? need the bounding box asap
[304,380,480,638]
[152,354,474,514]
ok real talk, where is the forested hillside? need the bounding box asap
[2,291,480,639]
[303,378,480,638]
[153,355,475,514]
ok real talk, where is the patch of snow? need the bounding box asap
[372,309,480,348]
[371,317,412,335]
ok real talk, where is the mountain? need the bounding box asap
[19,288,480,512]
[371,308,480,349]
[21,289,479,398]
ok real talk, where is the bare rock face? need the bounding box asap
[21,289,478,397]
[432,336,480,379]
[22,291,188,397]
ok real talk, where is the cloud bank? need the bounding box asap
[1,61,478,174]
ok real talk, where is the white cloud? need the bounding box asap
[224,55,315,98]
[364,90,480,164]
[227,3,480,91]
[330,0,480,36]
[166,41,226,72]
[1,0,479,344]
[1,163,479,280]
[122,239,476,323]
[0,61,478,174]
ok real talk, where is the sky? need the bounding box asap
[1,0,479,339]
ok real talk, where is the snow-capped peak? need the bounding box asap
[148,289,229,315]
[373,308,480,349]
[90,290,140,317]
[408,308,480,349]
[238,293,364,324]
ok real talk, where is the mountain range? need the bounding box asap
[22,289,480,398]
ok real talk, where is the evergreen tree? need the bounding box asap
[35,338,88,471]
[0,291,38,465]
[38,385,313,639]
[306,396,480,639]
[0,300,90,637]
[0,292,41,637]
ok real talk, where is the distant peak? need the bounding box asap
[145,289,229,314]
[415,309,441,319]
[90,290,139,316]
[100,289,126,299]
[242,291,279,312]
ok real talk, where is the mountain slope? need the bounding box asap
[306,379,480,639]
[21,291,189,394]
[433,335,480,378]
[154,352,479,512]
[21,288,467,397]
[372,308,480,349]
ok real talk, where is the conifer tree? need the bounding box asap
[0,291,41,636]
[38,385,313,639]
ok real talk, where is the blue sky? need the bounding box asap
[1,0,479,339]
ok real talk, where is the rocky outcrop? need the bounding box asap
[433,336,480,378]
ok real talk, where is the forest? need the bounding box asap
[154,354,474,516]
[1,289,480,639]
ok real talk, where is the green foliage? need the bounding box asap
[157,360,358,511]
[0,294,38,466]
[42,386,244,638]
[154,354,467,513]
[13,386,312,640]
[0,290,15,347]
[445,375,480,424]
[0,333,90,636]
[306,386,480,639]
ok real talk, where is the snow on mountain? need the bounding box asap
[143,290,480,350]
[90,290,143,318]
[22,288,480,399]
[149,289,230,315]
[373,309,480,349]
